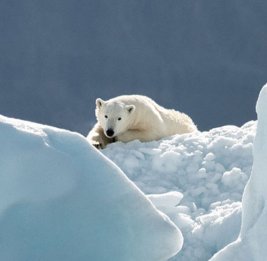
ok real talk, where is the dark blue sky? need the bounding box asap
[0,0,266,135]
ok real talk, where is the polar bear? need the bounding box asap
[87,95,197,149]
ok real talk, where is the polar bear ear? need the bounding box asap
[96,98,105,108]
[126,105,135,113]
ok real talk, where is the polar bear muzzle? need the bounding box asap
[106,128,115,137]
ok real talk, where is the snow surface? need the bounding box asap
[0,115,182,261]
[210,84,267,261]
[103,120,256,260]
[1,86,263,260]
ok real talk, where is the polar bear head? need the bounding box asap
[95,98,136,138]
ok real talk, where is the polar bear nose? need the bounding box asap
[106,128,114,137]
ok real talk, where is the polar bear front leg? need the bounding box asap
[87,123,113,149]
[117,130,155,143]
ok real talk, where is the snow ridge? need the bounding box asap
[210,84,267,261]
[0,115,182,261]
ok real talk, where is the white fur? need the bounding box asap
[87,95,197,148]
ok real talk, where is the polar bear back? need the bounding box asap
[108,95,197,138]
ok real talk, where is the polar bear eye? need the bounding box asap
[105,115,108,119]
[118,117,122,121]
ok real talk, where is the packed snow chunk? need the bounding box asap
[152,151,184,173]
[0,115,182,261]
[194,202,242,252]
[221,167,247,188]
[210,84,267,261]
[204,152,216,161]
[148,191,184,208]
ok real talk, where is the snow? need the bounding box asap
[1,85,266,261]
[103,121,256,260]
[210,84,267,261]
[0,115,182,261]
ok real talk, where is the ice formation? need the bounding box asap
[0,115,181,261]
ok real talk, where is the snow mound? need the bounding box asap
[0,115,182,261]
[103,120,256,260]
[210,84,267,261]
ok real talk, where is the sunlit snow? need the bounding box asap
[1,84,267,261]
[103,121,256,260]
[210,84,267,261]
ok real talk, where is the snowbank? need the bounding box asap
[0,85,262,261]
[0,115,182,261]
[103,120,256,260]
[210,84,267,261]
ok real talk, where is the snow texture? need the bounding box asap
[210,84,267,261]
[0,84,263,260]
[0,115,182,261]
[103,120,256,260]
